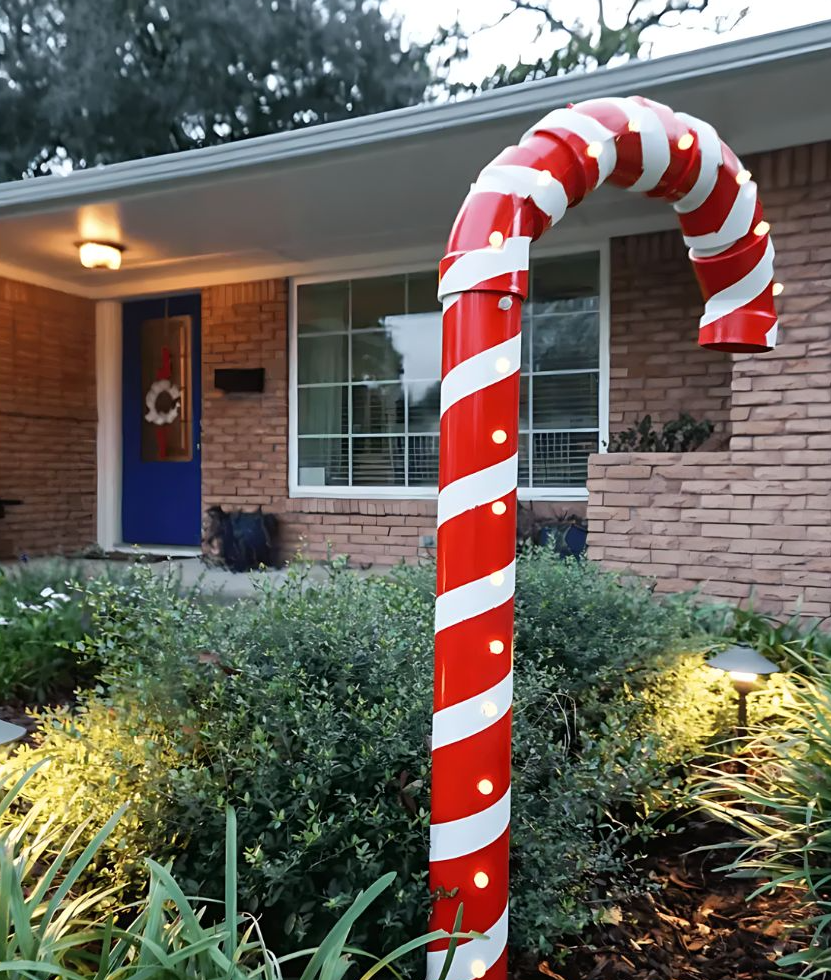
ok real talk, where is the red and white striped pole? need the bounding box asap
[426,95,779,980]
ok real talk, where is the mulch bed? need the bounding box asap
[533,820,812,980]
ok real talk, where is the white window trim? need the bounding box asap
[288,239,610,501]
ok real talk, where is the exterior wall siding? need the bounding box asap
[0,279,97,559]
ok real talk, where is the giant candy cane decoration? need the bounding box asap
[426,95,779,980]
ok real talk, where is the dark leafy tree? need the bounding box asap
[470,0,748,90]
[0,0,435,179]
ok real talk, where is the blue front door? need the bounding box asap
[122,294,202,546]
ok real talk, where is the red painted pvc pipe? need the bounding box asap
[427,95,779,980]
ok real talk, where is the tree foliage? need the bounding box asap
[471,0,748,91]
[0,0,434,179]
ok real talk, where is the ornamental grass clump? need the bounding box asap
[0,763,473,980]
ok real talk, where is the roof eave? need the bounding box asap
[0,18,829,215]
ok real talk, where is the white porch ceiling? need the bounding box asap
[0,21,829,299]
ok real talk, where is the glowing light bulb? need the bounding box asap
[78,241,123,270]
[491,429,507,444]
[488,231,504,249]
[471,960,487,979]
[754,220,771,237]
[474,871,490,889]
[489,571,504,587]
[772,281,784,296]
[481,701,498,718]
[586,141,603,158]
[495,356,511,373]
[627,118,640,133]
[497,296,512,311]
[489,639,505,655]
[677,132,694,150]
[736,169,752,185]
[477,778,494,796]
[491,500,507,516]
[537,169,553,185]
[729,671,758,684]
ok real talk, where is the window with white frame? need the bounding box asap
[293,251,603,494]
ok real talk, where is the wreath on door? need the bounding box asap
[144,378,181,425]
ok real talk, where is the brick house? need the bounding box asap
[1,23,830,617]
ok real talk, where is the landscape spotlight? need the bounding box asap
[0,719,25,747]
[706,644,778,735]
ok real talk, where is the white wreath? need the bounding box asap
[144,378,181,425]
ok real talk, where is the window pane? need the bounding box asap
[352,275,405,329]
[530,252,599,315]
[407,271,440,314]
[354,312,442,383]
[298,334,348,384]
[298,282,348,334]
[352,330,403,382]
[298,385,347,436]
[532,313,599,372]
[298,437,349,486]
[352,383,404,434]
[140,315,193,463]
[519,375,529,430]
[518,432,530,487]
[409,435,439,485]
[389,312,442,380]
[353,436,405,486]
[532,432,597,488]
[408,381,440,433]
[533,373,598,429]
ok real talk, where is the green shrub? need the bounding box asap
[3,553,728,957]
[0,562,88,701]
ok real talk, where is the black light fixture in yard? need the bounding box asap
[0,720,25,747]
[706,645,779,737]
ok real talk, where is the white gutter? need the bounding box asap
[0,19,830,215]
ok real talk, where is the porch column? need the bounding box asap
[95,300,122,551]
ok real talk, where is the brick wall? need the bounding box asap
[587,452,831,617]
[201,280,288,513]
[0,279,97,558]
[589,141,831,618]
[730,142,831,453]
[609,232,733,439]
[200,280,574,566]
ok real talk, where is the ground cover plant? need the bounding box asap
[0,552,749,967]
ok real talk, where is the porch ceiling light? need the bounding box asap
[78,241,124,270]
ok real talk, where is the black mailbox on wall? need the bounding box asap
[214,368,265,393]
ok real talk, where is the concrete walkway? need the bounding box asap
[3,554,376,601]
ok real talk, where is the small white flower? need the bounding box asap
[40,587,55,598]
[51,593,70,602]
[0,616,9,626]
